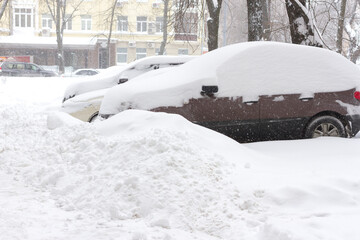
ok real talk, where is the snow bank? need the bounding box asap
[0,102,262,239]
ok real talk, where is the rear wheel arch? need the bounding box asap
[89,112,99,123]
[303,111,348,138]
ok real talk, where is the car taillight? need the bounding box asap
[354,91,360,101]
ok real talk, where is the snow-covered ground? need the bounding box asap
[1,76,360,240]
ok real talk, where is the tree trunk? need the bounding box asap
[55,0,65,74]
[336,0,347,54]
[247,0,263,41]
[159,0,169,55]
[0,0,9,21]
[285,0,322,47]
[206,0,222,51]
[262,0,271,41]
[105,0,117,68]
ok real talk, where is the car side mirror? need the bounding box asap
[201,85,218,97]
[119,78,128,84]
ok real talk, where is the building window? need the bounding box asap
[136,48,147,59]
[42,14,52,29]
[174,12,198,41]
[117,16,128,32]
[178,48,189,55]
[155,48,166,55]
[174,0,198,8]
[64,15,72,30]
[156,17,163,33]
[137,16,147,32]
[14,8,34,28]
[81,15,92,30]
[117,48,128,63]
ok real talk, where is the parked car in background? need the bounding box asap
[62,68,100,77]
[98,42,360,142]
[61,56,195,122]
[0,61,57,77]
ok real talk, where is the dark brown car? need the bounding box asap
[99,42,360,142]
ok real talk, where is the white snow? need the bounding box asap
[61,67,178,115]
[100,41,360,115]
[2,70,360,240]
[62,55,196,101]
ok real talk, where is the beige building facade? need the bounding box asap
[0,0,205,70]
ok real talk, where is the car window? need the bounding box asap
[5,63,14,69]
[16,63,25,70]
[27,64,39,71]
[76,70,87,75]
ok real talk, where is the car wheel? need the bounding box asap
[89,113,99,123]
[304,116,346,138]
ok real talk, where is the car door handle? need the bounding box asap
[299,97,313,101]
[244,101,258,105]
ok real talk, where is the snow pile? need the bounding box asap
[1,103,263,239]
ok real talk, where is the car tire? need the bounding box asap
[304,116,346,138]
[89,112,99,123]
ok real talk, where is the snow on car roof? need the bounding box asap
[99,41,360,115]
[62,56,196,101]
[126,55,196,70]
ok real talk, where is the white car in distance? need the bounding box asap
[61,55,196,122]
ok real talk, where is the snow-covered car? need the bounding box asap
[62,68,100,77]
[99,42,360,142]
[61,57,195,122]
[62,55,196,103]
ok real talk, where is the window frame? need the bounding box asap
[136,48,147,60]
[117,16,128,32]
[64,14,72,30]
[81,15,92,31]
[155,17,164,33]
[117,48,128,63]
[42,14,53,29]
[13,8,34,28]
[136,16,147,32]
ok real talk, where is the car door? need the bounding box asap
[25,64,37,76]
[191,96,260,142]
[259,93,314,140]
[154,94,260,142]
[15,63,26,76]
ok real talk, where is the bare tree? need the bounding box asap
[344,0,360,62]
[99,0,118,68]
[0,0,9,21]
[44,0,85,74]
[206,0,223,51]
[336,0,347,53]
[159,0,169,55]
[247,0,265,41]
[285,0,323,47]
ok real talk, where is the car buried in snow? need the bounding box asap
[98,42,360,142]
[61,55,195,122]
